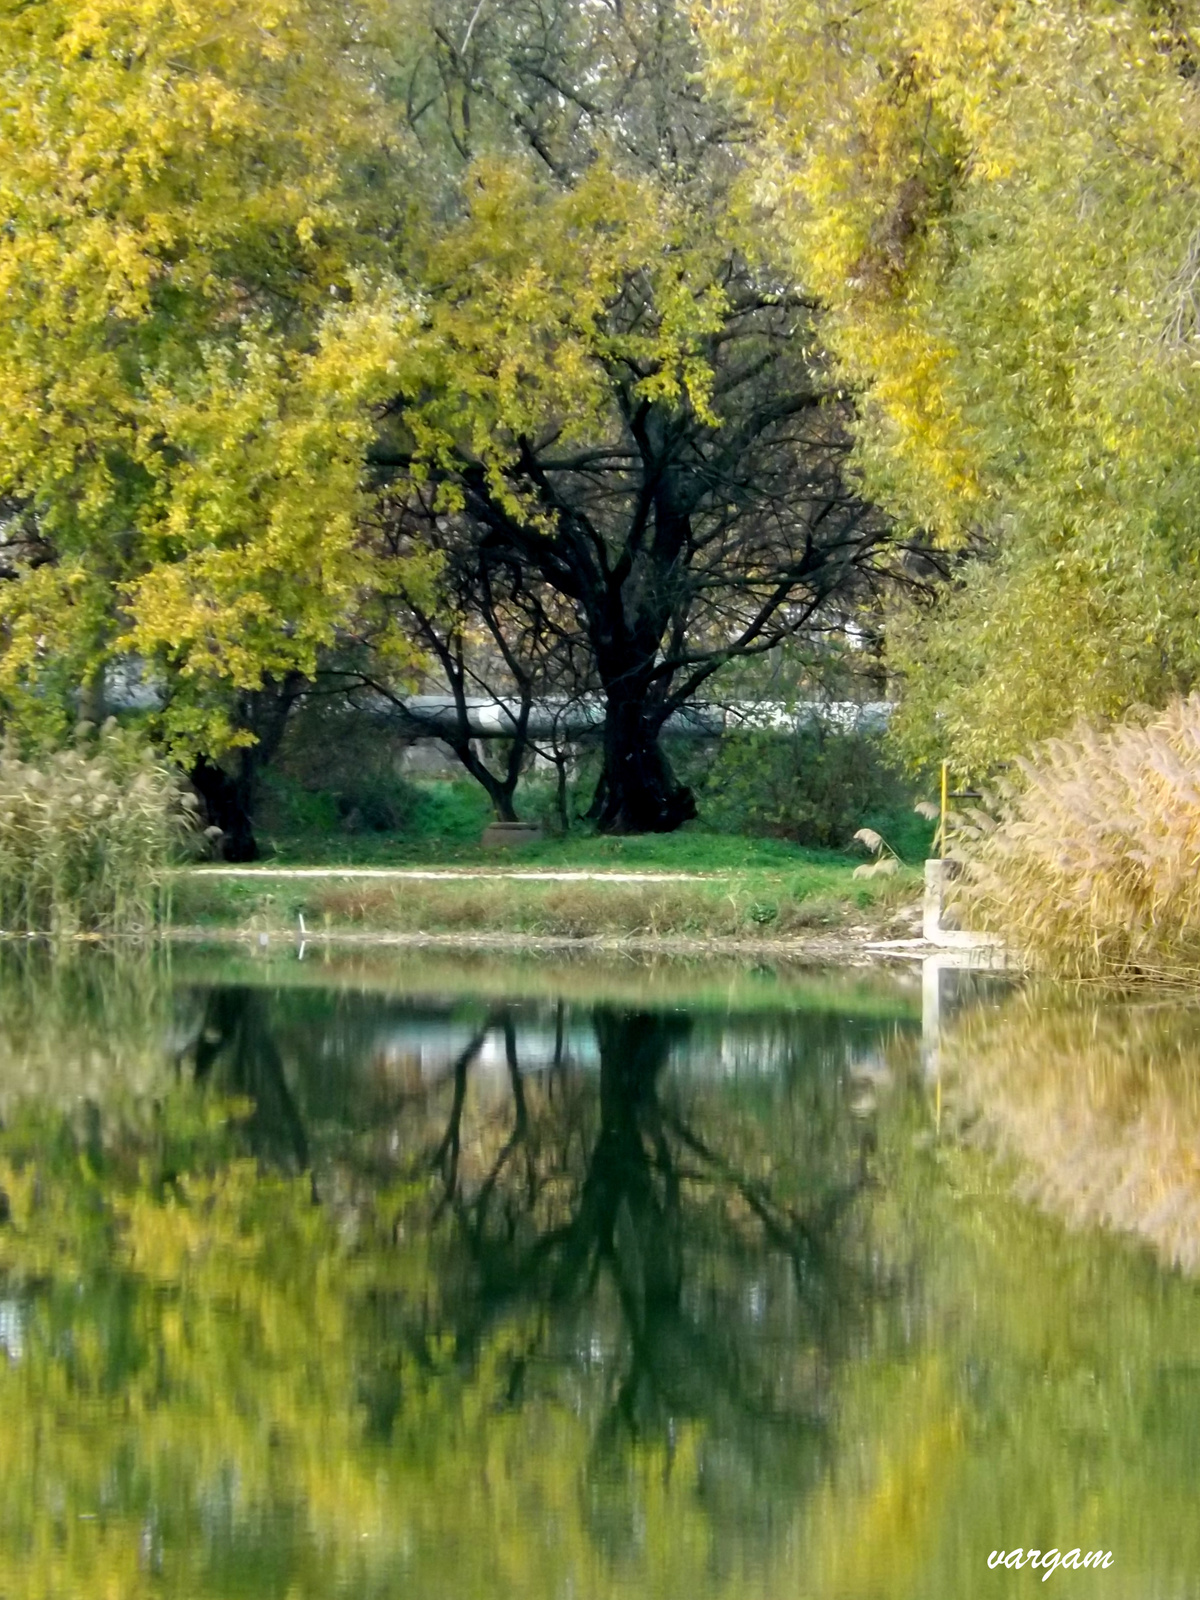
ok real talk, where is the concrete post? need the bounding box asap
[923,858,958,942]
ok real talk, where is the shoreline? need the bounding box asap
[163,923,949,966]
[170,859,927,952]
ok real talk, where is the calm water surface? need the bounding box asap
[1,946,1199,1598]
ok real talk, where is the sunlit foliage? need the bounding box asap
[698,0,1200,765]
[0,0,436,752]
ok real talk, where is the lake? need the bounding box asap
[1,944,1198,1597]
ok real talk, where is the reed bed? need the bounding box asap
[954,694,1200,981]
[0,722,199,935]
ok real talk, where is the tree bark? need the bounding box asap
[588,700,694,832]
[190,753,259,862]
[591,691,696,834]
[187,675,305,861]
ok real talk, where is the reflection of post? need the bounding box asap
[922,953,944,1083]
[922,949,1012,1083]
[922,951,994,1082]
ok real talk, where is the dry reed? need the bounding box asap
[954,693,1200,981]
[307,877,888,939]
[0,722,199,935]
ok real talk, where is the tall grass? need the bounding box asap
[0,722,199,935]
[176,863,918,940]
[954,694,1200,981]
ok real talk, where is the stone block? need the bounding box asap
[481,821,544,849]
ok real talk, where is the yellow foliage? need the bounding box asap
[0,0,430,749]
[700,0,1200,759]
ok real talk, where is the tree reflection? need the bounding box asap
[0,962,908,1599]
[408,999,877,1534]
[187,987,310,1171]
[7,958,1200,1598]
[164,982,883,1547]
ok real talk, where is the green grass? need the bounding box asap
[256,776,935,869]
[194,779,927,942]
[258,816,877,875]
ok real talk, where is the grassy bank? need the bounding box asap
[174,834,921,943]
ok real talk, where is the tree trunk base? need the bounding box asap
[590,755,697,835]
[190,756,259,862]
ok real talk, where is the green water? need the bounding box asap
[0,946,1198,1598]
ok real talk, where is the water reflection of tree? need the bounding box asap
[413,1001,877,1533]
[0,966,892,1596]
[187,987,311,1171]
[14,968,1200,1599]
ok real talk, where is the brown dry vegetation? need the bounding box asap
[175,869,920,943]
[0,724,197,935]
[311,879,839,938]
[954,694,1200,981]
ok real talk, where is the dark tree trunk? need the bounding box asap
[590,692,696,834]
[589,1009,688,1312]
[190,754,259,862]
[188,675,305,861]
[486,757,521,822]
[192,988,309,1171]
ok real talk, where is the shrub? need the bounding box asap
[685,725,923,854]
[0,722,198,935]
[955,694,1200,981]
[258,700,419,839]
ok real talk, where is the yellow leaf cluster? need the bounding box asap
[0,0,426,748]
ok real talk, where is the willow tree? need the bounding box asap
[699,0,1200,770]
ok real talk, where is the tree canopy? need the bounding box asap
[350,0,908,829]
[0,0,915,837]
[8,0,1194,808]
[0,0,436,754]
[700,0,1200,769]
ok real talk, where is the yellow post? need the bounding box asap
[939,760,949,859]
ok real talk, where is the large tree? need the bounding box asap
[341,502,593,824]
[361,0,904,830]
[0,0,914,841]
